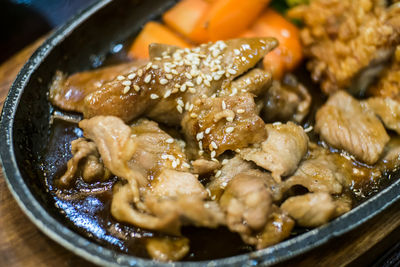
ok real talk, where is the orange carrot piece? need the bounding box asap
[163,0,210,41]
[128,21,191,59]
[192,0,271,42]
[246,9,303,72]
[263,50,286,80]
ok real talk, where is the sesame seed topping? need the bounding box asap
[186,81,194,87]
[226,116,234,122]
[150,93,159,99]
[144,74,152,83]
[122,80,132,86]
[166,138,174,144]
[211,141,218,149]
[227,68,237,75]
[215,170,222,178]
[221,159,228,165]
[196,132,204,140]
[154,57,161,61]
[222,100,226,110]
[190,113,198,118]
[172,69,178,75]
[146,62,152,70]
[172,160,178,169]
[117,75,125,81]
[221,181,228,188]
[177,99,184,106]
[198,150,204,156]
[185,102,190,110]
[137,69,143,77]
[133,85,140,92]
[123,86,130,94]
[189,104,194,112]
[182,162,191,168]
[211,151,216,158]
[166,74,173,80]
[164,90,171,98]
[198,141,203,150]
[128,73,136,80]
[159,78,168,85]
[196,76,203,85]
[241,56,246,61]
[304,126,313,133]
[188,87,196,93]
[177,105,183,113]
[233,49,240,55]
[185,73,192,79]
[180,84,187,92]
[226,127,234,133]
[204,79,211,87]
[205,128,211,134]
[151,64,159,69]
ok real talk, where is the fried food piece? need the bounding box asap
[289,0,400,94]
[362,97,400,134]
[315,91,389,164]
[146,237,189,262]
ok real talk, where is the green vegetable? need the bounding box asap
[286,0,309,7]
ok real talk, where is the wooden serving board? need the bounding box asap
[0,37,399,267]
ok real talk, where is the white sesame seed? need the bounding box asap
[233,49,240,55]
[196,132,204,140]
[221,159,228,165]
[237,109,245,114]
[241,56,246,61]
[163,55,171,59]
[226,127,235,133]
[304,126,313,133]
[211,141,218,149]
[180,84,187,92]
[182,162,190,168]
[198,141,203,150]
[137,69,143,77]
[161,154,168,160]
[186,81,194,87]
[228,68,237,75]
[151,64,159,69]
[196,76,203,85]
[185,73,192,79]
[123,86,130,94]
[154,57,162,61]
[205,128,211,134]
[122,80,132,86]
[172,160,178,169]
[133,85,140,92]
[273,122,282,126]
[159,78,168,85]
[190,113,198,118]
[128,73,136,80]
[217,70,225,76]
[146,62,152,70]
[177,99,184,106]
[166,138,174,144]
[189,104,194,112]
[213,74,222,81]
[205,74,212,81]
[144,74,152,83]
[198,150,204,156]
[188,87,196,93]
[164,90,171,98]
[222,100,226,110]
[190,69,198,77]
[185,102,190,111]
[230,88,238,96]
[226,116,234,122]
[166,74,173,80]
[215,170,222,178]
[212,49,220,58]
[177,105,183,113]
[117,75,125,81]
[172,69,178,75]
[211,151,216,158]
[204,79,211,87]
[164,67,171,73]
[235,149,241,153]
[150,93,159,99]
[221,181,228,188]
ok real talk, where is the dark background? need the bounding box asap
[0,0,96,63]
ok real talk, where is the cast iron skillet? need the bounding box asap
[1,0,400,266]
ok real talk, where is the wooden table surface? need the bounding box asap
[0,38,400,267]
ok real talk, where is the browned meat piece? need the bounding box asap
[289,0,400,94]
[281,192,336,227]
[377,137,400,171]
[367,46,400,101]
[49,61,145,112]
[181,93,267,158]
[206,155,255,200]
[146,237,189,262]
[362,97,400,134]
[242,205,294,250]
[282,143,379,195]
[220,68,272,97]
[240,122,309,182]
[220,171,273,233]
[82,38,277,124]
[261,74,312,123]
[191,159,220,175]
[150,169,208,199]
[315,91,389,164]
[58,138,110,187]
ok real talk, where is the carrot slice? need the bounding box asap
[128,21,191,59]
[192,0,271,42]
[247,9,303,72]
[163,0,210,41]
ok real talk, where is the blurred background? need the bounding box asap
[0,0,96,63]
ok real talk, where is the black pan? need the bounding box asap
[1,0,400,266]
